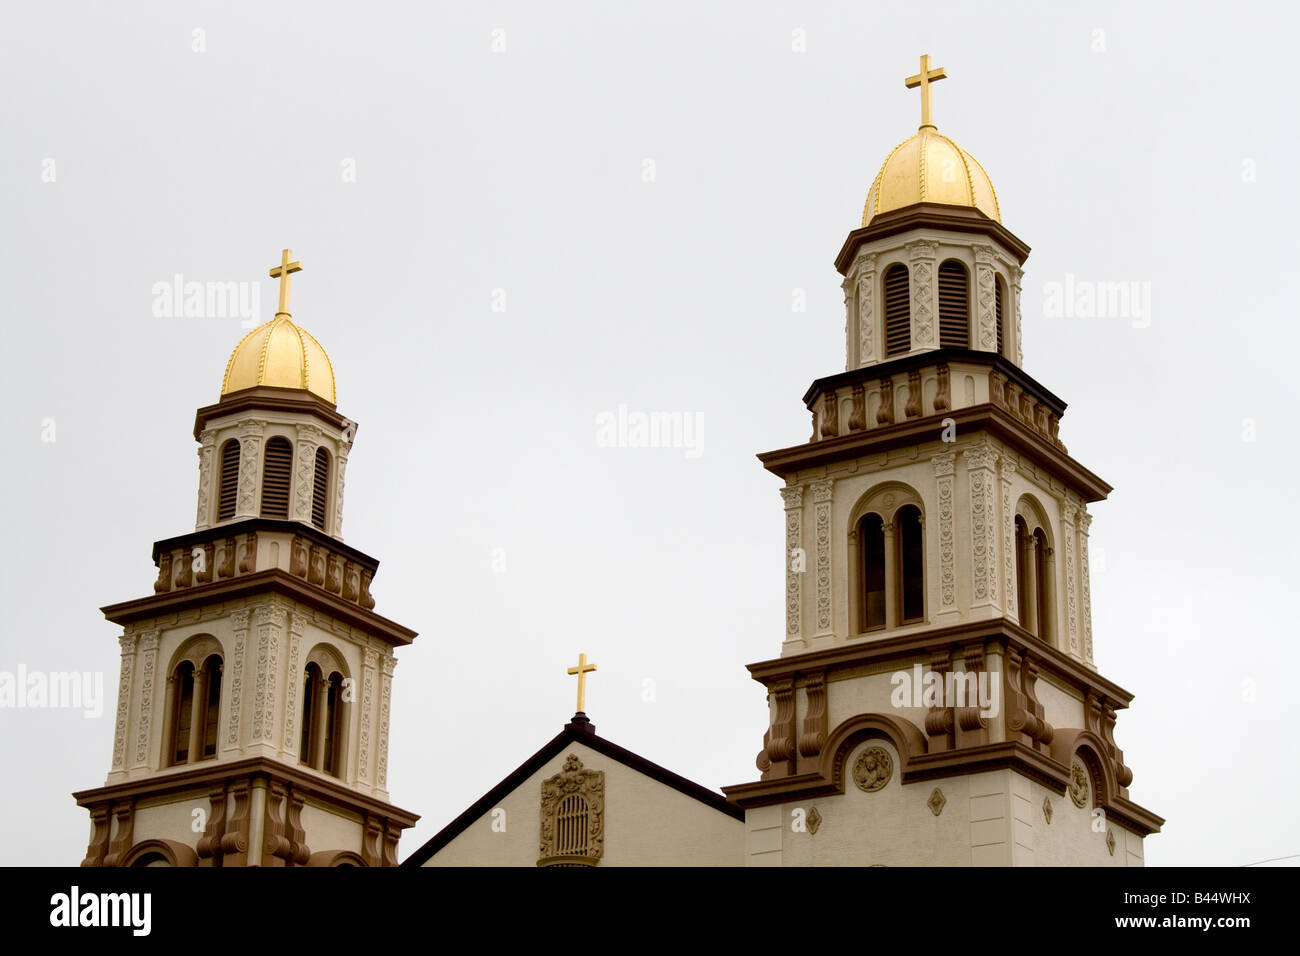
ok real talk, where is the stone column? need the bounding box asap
[780,485,804,648]
[292,423,322,523]
[195,428,216,530]
[973,244,998,352]
[310,677,330,771]
[1040,543,1058,649]
[235,420,266,519]
[810,479,834,637]
[110,633,138,777]
[883,520,898,628]
[187,661,207,763]
[964,443,1000,613]
[1022,534,1040,635]
[906,240,939,350]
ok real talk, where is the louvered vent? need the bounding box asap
[938,260,969,348]
[261,437,293,519]
[995,276,1005,356]
[218,440,240,521]
[312,447,330,531]
[883,264,910,357]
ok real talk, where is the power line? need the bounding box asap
[1240,852,1300,867]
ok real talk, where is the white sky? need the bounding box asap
[1,0,1297,867]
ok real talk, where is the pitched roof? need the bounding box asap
[401,713,744,867]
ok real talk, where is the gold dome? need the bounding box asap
[221,314,336,404]
[862,127,1000,226]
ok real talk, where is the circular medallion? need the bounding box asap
[852,746,894,792]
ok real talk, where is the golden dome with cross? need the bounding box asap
[220,249,337,404]
[861,56,1001,227]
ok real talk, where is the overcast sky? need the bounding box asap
[2,0,1297,868]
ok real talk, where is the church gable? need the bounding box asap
[405,717,743,867]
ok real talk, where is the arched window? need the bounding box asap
[323,672,344,776]
[859,513,885,631]
[169,661,195,766]
[883,264,911,357]
[218,440,240,521]
[300,663,321,766]
[164,647,223,767]
[896,505,925,623]
[261,437,293,519]
[300,653,347,778]
[311,447,330,531]
[995,274,1006,356]
[1034,528,1052,639]
[200,653,222,759]
[937,259,970,348]
[1014,501,1055,645]
[853,490,926,633]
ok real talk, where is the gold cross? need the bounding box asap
[567,652,597,714]
[905,54,947,130]
[269,248,303,316]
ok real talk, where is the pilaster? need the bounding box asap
[906,239,939,350]
[195,429,216,531]
[235,420,266,519]
[781,485,805,649]
[963,443,1000,614]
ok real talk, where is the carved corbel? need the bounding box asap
[262,781,292,866]
[359,569,376,609]
[876,377,895,425]
[154,552,173,593]
[848,384,866,432]
[797,673,827,758]
[934,363,951,413]
[766,679,796,769]
[308,545,326,586]
[923,649,955,751]
[175,549,192,588]
[103,802,134,867]
[196,784,227,864]
[81,805,111,867]
[325,554,344,594]
[217,537,236,579]
[821,390,839,439]
[237,533,257,574]
[195,543,214,585]
[218,779,252,865]
[904,369,922,419]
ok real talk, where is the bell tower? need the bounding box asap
[74,250,419,867]
[723,59,1163,865]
